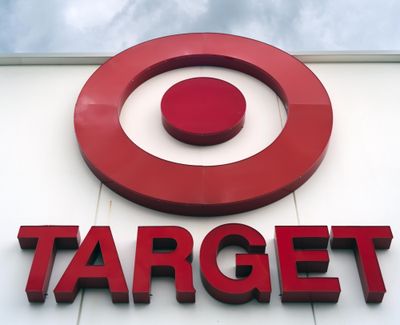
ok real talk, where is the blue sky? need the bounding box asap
[1,0,399,53]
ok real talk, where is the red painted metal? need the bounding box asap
[200,224,271,304]
[18,226,80,302]
[161,77,246,145]
[275,226,341,302]
[18,224,393,304]
[54,226,129,303]
[133,226,195,303]
[74,33,333,216]
[330,226,393,303]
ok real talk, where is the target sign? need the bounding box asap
[74,33,333,216]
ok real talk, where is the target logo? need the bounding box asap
[18,38,394,306]
[74,33,333,216]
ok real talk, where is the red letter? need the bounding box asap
[200,224,270,304]
[275,226,340,302]
[18,226,80,302]
[54,226,128,303]
[133,226,195,303]
[330,226,393,303]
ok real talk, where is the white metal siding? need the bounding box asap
[0,62,399,325]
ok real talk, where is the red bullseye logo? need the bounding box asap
[74,33,333,216]
[161,77,246,145]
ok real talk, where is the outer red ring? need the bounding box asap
[74,33,333,216]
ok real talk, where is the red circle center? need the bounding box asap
[161,77,246,145]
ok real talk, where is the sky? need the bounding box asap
[0,0,399,53]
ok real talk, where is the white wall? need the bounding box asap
[0,62,399,325]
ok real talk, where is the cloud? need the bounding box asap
[0,0,399,53]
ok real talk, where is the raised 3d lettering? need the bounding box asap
[200,223,271,304]
[54,226,129,303]
[18,224,393,304]
[275,226,341,302]
[18,226,80,302]
[133,226,195,303]
[330,226,393,303]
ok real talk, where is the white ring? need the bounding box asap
[120,66,286,166]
